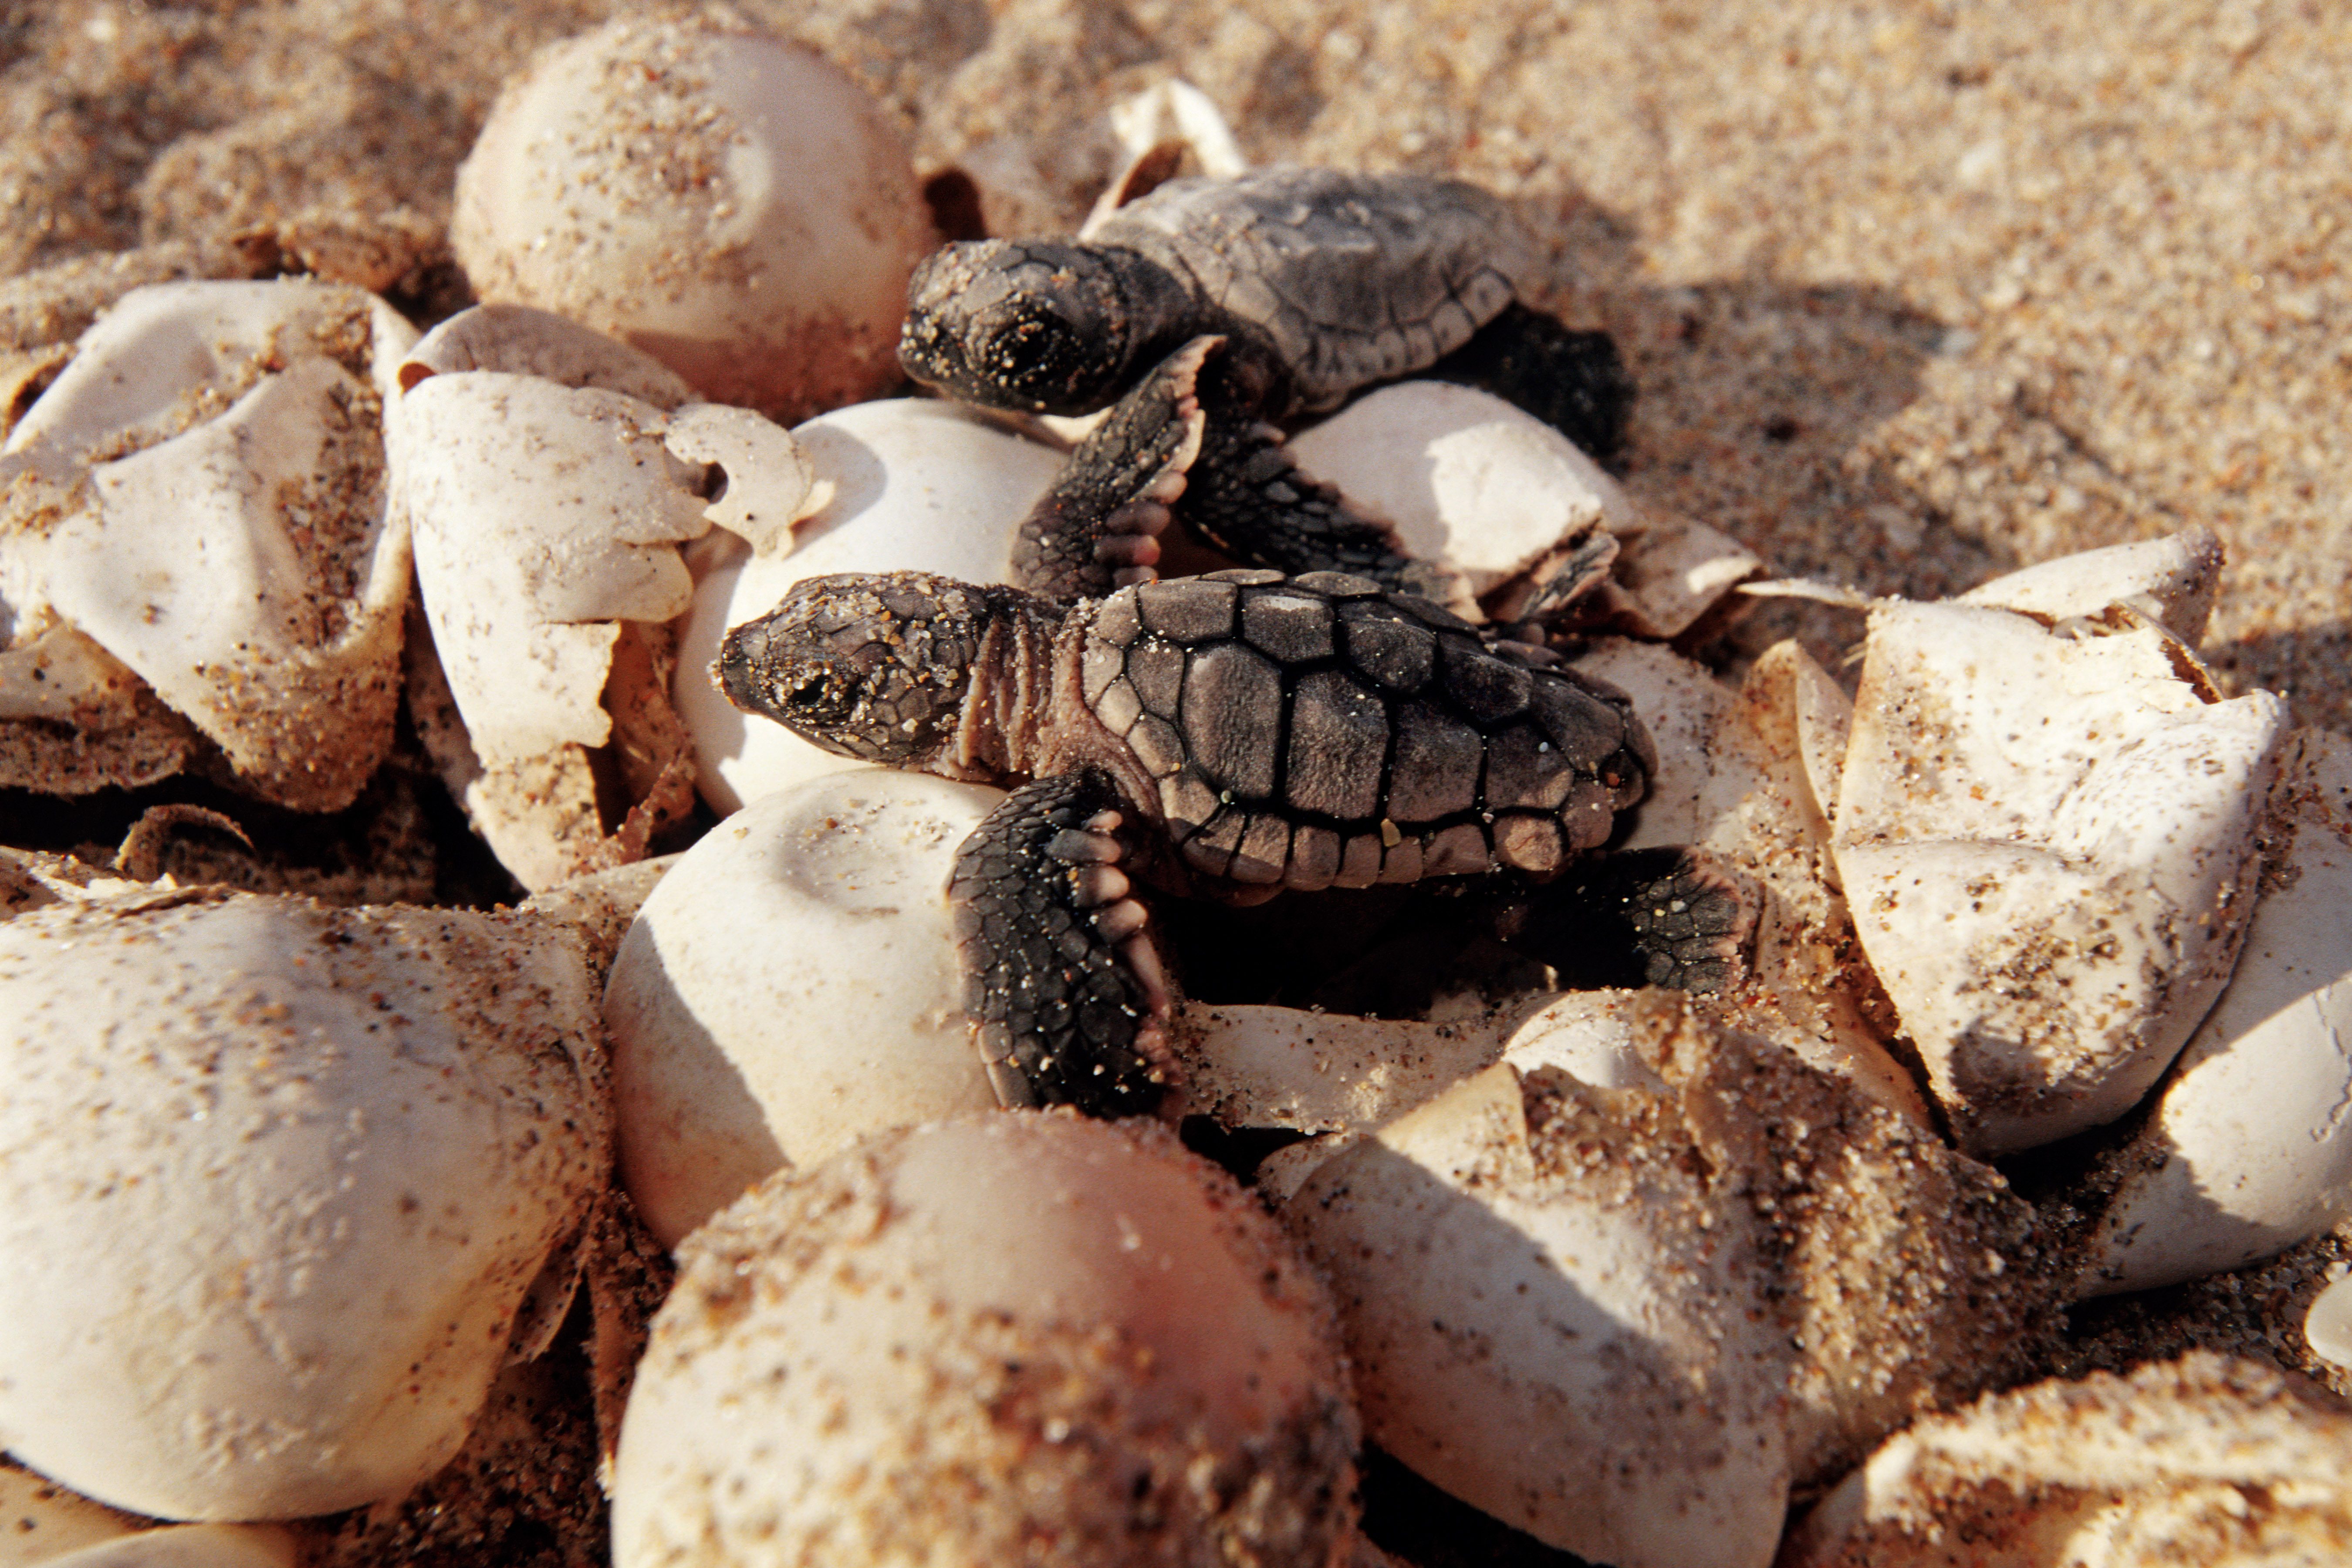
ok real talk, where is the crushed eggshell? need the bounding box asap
[2079,725,2352,1294]
[396,303,694,408]
[0,890,608,1521]
[1781,1353,2352,1567]
[603,770,1004,1246]
[453,14,933,423]
[1833,598,2288,1155]
[1957,524,2225,645]
[386,312,805,887]
[0,280,416,811]
[1581,635,1927,1125]
[675,397,1062,814]
[611,1114,1358,1568]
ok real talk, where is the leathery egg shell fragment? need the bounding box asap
[676,398,1061,814]
[387,307,809,887]
[0,280,416,811]
[1281,1062,1793,1568]
[2080,726,2352,1294]
[604,770,1002,1246]
[0,890,608,1521]
[610,1114,1359,1568]
[1832,599,2288,1155]
[452,14,932,423]
[1781,1353,2352,1567]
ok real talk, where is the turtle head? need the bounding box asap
[718,572,1005,768]
[898,240,1142,415]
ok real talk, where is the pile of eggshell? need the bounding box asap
[5,11,2352,1568]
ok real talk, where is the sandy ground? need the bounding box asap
[4,1,2349,1562]
[4,0,2345,730]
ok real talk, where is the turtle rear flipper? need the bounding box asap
[1426,301,1638,470]
[949,770,1177,1116]
[1497,846,1761,996]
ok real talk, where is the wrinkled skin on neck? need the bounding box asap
[716,571,1064,781]
[897,239,1202,416]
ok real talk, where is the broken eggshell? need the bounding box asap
[1577,634,1927,1125]
[452,14,933,424]
[2078,725,2352,1294]
[1956,524,2225,645]
[1280,1061,1794,1568]
[387,311,810,887]
[1832,598,2289,1156]
[610,1113,1359,1568]
[603,769,1004,1247]
[1782,1353,2352,1567]
[0,890,608,1521]
[675,397,1062,814]
[0,279,417,811]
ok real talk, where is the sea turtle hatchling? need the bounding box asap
[898,167,1636,609]
[718,566,1747,1118]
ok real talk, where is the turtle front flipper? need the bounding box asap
[1176,340,1474,612]
[948,770,1177,1116]
[1495,846,1762,996]
[1009,338,1212,603]
[1425,302,1638,470]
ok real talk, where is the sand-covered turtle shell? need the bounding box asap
[1089,167,1529,411]
[1076,569,1651,888]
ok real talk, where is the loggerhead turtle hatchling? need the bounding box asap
[897,167,1636,609]
[717,565,1747,1118]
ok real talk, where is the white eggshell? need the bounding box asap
[452,15,931,423]
[0,892,608,1521]
[1957,525,2224,644]
[1171,1000,1514,1133]
[2305,1274,2352,1373]
[1578,638,1927,1125]
[2081,726,2352,1293]
[392,372,712,762]
[1833,600,2289,1154]
[398,303,693,408]
[674,399,1061,814]
[38,1526,296,1568]
[1288,381,1636,595]
[1281,1063,1791,1568]
[0,280,416,811]
[1782,1353,2352,1566]
[604,770,1004,1246]
[611,1114,1358,1568]
[1499,988,1675,1091]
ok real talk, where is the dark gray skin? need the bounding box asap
[899,169,1635,611]
[719,567,1662,1117]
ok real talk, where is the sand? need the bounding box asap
[4,0,2349,1561]
[5,0,2343,727]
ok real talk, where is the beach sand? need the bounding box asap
[5,0,2349,1560]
